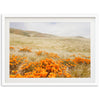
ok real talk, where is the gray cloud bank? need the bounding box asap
[10,22,90,38]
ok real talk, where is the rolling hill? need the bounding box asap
[10,28,56,37]
[10,28,90,78]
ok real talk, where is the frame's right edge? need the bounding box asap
[94,15,99,86]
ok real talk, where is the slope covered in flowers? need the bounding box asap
[10,30,90,78]
[10,47,90,78]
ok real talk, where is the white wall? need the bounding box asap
[0,0,100,100]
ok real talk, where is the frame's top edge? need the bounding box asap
[1,14,98,18]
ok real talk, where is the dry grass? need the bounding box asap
[9,30,90,78]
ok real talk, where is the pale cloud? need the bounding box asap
[10,22,90,38]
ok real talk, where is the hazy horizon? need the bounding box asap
[10,22,90,38]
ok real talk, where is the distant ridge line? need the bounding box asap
[10,28,57,37]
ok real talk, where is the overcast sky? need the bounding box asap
[10,22,90,38]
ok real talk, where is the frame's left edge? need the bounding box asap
[1,14,6,86]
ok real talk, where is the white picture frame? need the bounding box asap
[1,14,98,86]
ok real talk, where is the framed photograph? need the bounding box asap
[1,14,98,86]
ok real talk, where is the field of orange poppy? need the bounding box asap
[9,28,90,78]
